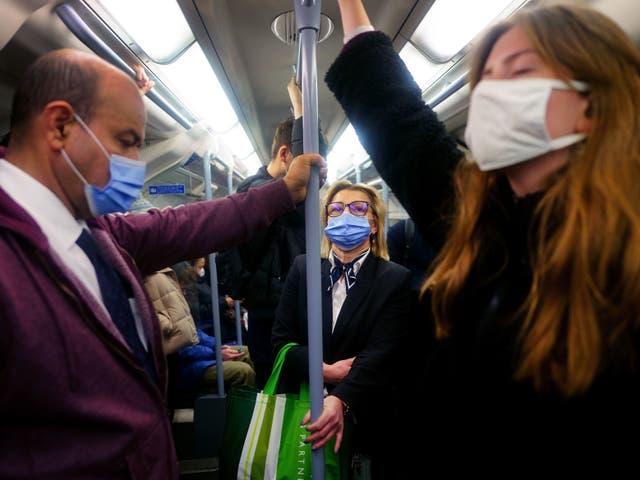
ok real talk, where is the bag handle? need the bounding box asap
[263,342,298,395]
[263,343,312,401]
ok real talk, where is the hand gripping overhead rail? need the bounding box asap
[55,3,192,130]
[295,1,324,478]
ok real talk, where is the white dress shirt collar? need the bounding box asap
[329,248,370,332]
[0,159,85,248]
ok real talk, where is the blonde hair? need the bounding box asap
[320,180,389,260]
[426,4,640,396]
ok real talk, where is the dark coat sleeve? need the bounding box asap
[271,255,310,383]
[331,263,411,413]
[326,31,465,251]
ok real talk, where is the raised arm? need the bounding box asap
[287,76,303,119]
[327,1,464,251]
[289,77,329,158]
[336,0,372,40]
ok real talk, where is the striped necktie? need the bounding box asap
[328,251,367,293]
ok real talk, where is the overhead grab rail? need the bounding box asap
[55,3,193,130]
[294,0,324,478]
[426,72,468,109]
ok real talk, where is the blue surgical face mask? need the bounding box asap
[60,113,145,216]
[324,212,371,250]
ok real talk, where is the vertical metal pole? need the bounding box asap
[227,166,234,195]
[203,150,225,396]
[234,300,243,345]
[382,180,389,236]
[355,162,361,183]
[295,1,324,478]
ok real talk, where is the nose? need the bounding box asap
[129,149,141,162]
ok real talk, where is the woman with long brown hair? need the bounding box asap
[327,0,640,468]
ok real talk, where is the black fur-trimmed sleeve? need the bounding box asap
[326,32,464,251]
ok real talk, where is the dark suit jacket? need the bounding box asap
[272,253,411,435]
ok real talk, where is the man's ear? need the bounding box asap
[277,145,293,173]
[277,145,289,162]
[43,101,75,150]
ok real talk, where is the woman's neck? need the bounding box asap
[504,150,568,197]
[331,243,370,263]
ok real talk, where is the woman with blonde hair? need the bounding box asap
[272,180,411,476]
[326,0,640,468]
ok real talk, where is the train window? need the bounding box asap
[155,45,238,133]
[223,123,259,167]
[399,42,451,92]
[95,0,194,64]
[327,124,369,182]
[411,0,529,63]
[86,0,260,173]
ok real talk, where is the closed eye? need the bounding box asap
[512,68,534,77]
[119,133,142,149]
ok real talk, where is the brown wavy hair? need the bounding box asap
[321,180,389,260]
[425,4,640,396]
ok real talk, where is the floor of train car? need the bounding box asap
[173,408,219,479]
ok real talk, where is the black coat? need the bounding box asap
[272,254,411,454]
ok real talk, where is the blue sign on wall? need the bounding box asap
[148,184,185,195]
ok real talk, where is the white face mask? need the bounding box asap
[464,78,589,172]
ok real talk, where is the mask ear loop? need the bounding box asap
[73,113,111,161]
[59,148,90,186]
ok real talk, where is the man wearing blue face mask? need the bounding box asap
[0,48,325,479]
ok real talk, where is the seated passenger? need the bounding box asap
[195,256,241,343]
[143,266,199,413]
[272,180,411,477]
[144,267,199,355]
[172,260,201,323]
[174,257,238,342]
[178,328,255,392]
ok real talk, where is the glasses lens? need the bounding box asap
[327,202,345,217]
[348,201,369,216]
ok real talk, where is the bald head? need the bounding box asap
[9,49,138,145]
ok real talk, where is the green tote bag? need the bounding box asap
[220,342,350,480]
